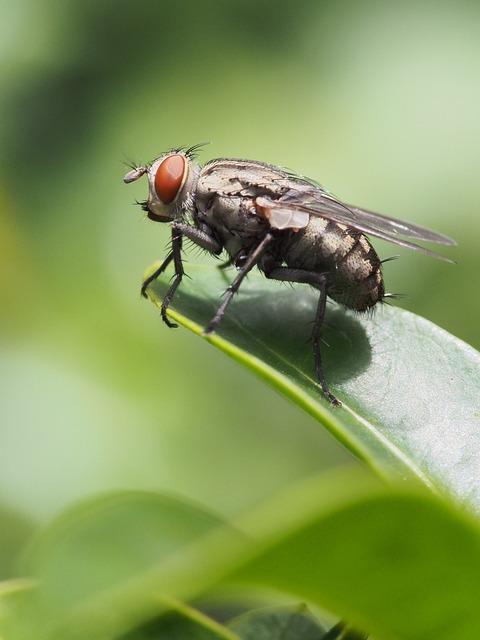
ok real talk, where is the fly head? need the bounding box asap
[123,148,200,222]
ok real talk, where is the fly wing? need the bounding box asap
[315,194,456,245]
[273,187,456,261]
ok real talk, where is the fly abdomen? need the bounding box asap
[283,216,385,311]
[330,231,385,311]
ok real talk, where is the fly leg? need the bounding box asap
[141,251,174,299]
[173,222,223,255]
[142,223,222,328]
[141,227,184,328]
[204,232,275,336]
[264,267,340,406]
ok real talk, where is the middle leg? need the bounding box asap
[265,267,340,406]
[204,232,275,336]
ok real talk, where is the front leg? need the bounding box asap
[158,227,186,328]
[140,227,184,328]
[141,223,222,329]
[160,223,222,327]
[141,251,173,299]
[265,266,340,406]
[173,222,222,255]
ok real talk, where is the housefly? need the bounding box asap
[124,144,455,406]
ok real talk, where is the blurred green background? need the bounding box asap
[1,0,479,567]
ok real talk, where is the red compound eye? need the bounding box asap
[154,154,186,204]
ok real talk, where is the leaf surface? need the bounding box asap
[146,263,480,510]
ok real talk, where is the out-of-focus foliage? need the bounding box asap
[0,0,479,560]
[5,476,480,640]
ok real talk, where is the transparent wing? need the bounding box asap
[273,187,456,261]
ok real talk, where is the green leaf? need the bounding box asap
[227,604,328,640]
[231,473,480,640]
[118,599,242,640]
[21,490,244,639]
[227,605,366,640]
[146,263,480,511]
[19,474,480,640]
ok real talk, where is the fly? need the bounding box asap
[124,145,455,406]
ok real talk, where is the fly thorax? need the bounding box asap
[197,194,269,259]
